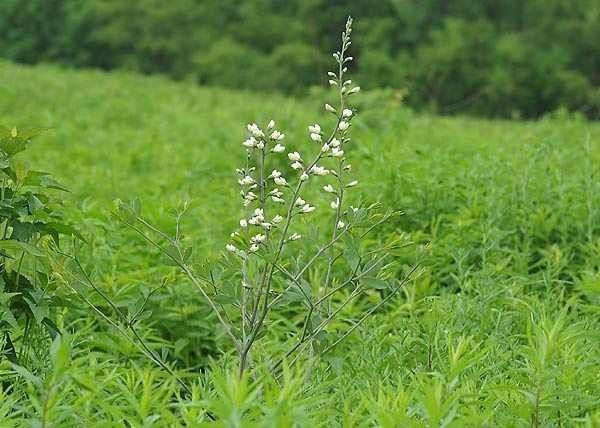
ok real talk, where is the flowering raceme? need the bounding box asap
[110,16,420,388]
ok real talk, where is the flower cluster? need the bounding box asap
[228,21,361,256]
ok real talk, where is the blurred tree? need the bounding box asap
[0,0,598,118]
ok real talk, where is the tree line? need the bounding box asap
[2,0,599,118]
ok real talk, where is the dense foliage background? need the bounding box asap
[1,0,599,118]
[1,59,599,425]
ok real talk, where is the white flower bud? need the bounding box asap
[331,147,344,157]
[310,165,330,176]
[300,173,309,181]
[325,103,336,113]
[311,133,322,142]
[308,124,321,134]
[323,185,335,193]
[272,214,283,224]
[295,197,305,206]
[240,219,248,227]
[337,221,345,230]
[226,244,236,251]
[247,123,265,138]
[272,143,285,153]
[243,137,256,148]
[274,176,287,186]
[251,233,266,243]
[330,138,341,147]
[271,196,285,204]
[300,204,315,213]
[288,152,301,161]
[289,232,302,241]
[270,170,282,178]
[321,143,330,152]
[270,131,285,141]
[344,164,352,172]
[338,121,349,131]
[256,141,265,149]
[342,109,353,118]
[250,244,259,252]
[330,198,339,210]
[267,119,275,130]
[238,176,255,186]
[347,180,358,187]
[291,161,303,170]
[328,79,338,86]
[348,86,361,94]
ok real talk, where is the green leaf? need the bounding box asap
[361,257,384,277]
[9,221,36,242]
[362,277,388,290]
[0,137,28,156]
[3,333,19,364]
[42,317,62,340]
[50,334,71,376]
[41,222,86,242]
[1,310,19,330]
[27,194,44,213]
[314,330,329,341]
[0,240,45,257]
[133,198,142,216]
[135,310,153,323]
[11,363,44,388]
[25,295,49,323]
[0,156,10,169]
[0,292,20,304]
[15,163,29,182]
[165,244,182,263]
[214,294,236,305]
[18,127,51,139]
[39,176,70,192]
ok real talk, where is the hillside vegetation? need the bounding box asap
[1,60,600,426]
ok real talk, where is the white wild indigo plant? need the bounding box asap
[106,17,420,380]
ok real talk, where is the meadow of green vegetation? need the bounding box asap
[1,59,600,426]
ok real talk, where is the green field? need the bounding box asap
[1,59,600,426]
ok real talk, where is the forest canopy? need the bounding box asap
[2,0,599,118]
